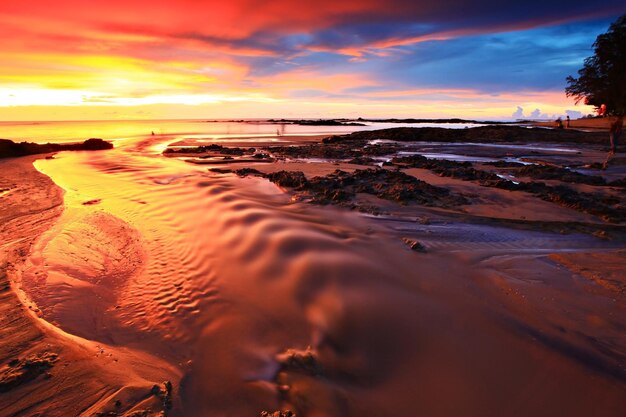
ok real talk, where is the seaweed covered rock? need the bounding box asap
[324,126,607,144]
[266,171,308,188]
[392,155,503,184]
[516,165,606,185]
[514,182,625,222]
[262,169,467,207]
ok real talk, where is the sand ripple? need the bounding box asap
[22,137,626,417]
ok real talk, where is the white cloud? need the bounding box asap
[512,106,524,119]
[565,110,583,119]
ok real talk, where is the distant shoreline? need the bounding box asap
[527,116,617,131]
[0,138,113,158]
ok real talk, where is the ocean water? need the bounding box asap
[25,133,458,416]
[0,119,482,144]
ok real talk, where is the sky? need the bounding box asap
[0,1,624,121]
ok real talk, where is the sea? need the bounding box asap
[0,119,482,144]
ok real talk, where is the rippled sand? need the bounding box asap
[5,135,626,416]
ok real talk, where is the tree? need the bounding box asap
[566,14,626,153]
[566,14,626,117]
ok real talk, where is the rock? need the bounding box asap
[164,144,255,156]
[234,168,263,177]
[608,178,626,187]
[0,138,113,158]
[81,138,114,150]
[516,165,606,185]
[403,238,427,252]
[260,410,296,417]
[82,199,102,206]
[164,380,172,393]
[276,347,322,376]
[209,168,233,174]
[150,381,173,410]
[323,126,607,144]
[266,171,308,188]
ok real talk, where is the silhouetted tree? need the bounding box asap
[566,14,626,116]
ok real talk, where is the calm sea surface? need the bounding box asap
[0,119,481,144]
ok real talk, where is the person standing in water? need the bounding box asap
[566,115,570,128]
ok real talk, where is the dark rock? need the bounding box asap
[392,155,503,185]
[164,144,255,156]
[323,126,607,145]
[163,380,173,409]
[266,171,308,188]
[608,178,626,187]
[393,155,624,222]
[82,199,102,206]
[209,168,233,174]
[482,160,525,168]
[516,165,606,186]
[276,347,322,376]
[267,169,467,208]
[260,411,296,417]
[348,156,375,165]
[272,118,365,126]
[81,138,114,150]
[234,168,264,177]
[403,238,427,252]
[0,138,113,158]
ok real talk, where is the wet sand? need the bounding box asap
[0,155,178,417]
[1,130,626,417]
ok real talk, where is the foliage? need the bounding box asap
[566,15,626,116]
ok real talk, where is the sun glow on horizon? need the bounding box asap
[0,1,615,121]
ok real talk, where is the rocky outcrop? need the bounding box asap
[0,138,113,158]
[236,168,468,208]
[323,126,607,144]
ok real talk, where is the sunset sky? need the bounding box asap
[1,1,624,121]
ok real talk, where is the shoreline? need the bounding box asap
[0,155,178,417]
[528,116,620,131]
[1,126,626,416]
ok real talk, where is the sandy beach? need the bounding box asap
[1,124,625,417]
[530,116,621,131]
[0,155,179,416]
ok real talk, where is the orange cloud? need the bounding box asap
[0,0,615,119]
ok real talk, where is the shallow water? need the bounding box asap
[25,134,465,416]
[397,151,498,162]
[0,119,478,144]
[17,130,626,417]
